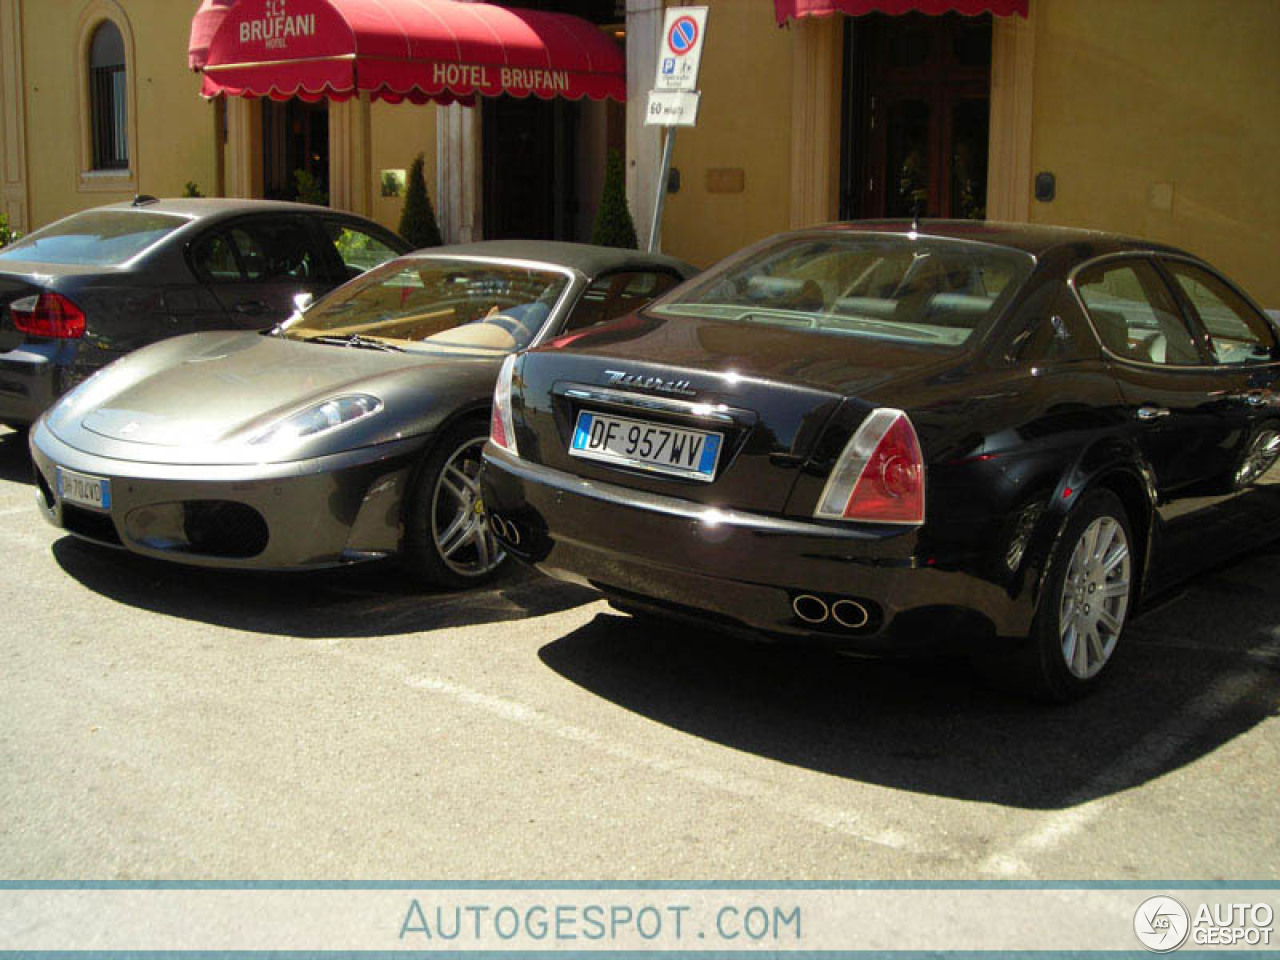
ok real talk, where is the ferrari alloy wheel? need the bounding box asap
[432,435,504,578]
[404,421,507,588]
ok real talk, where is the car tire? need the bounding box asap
[402,418,507,590]
[1007,488,1136,702]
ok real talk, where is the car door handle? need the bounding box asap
[233,300,267,316]
[1135,405,1171,421]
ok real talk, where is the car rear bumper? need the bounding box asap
[0,342,75,426]
[481,445,1035,647]
[30,418,422,570]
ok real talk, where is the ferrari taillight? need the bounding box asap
[10,292,86,339]
[490,353,519,456]
[815,408,925,526]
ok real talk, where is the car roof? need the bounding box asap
[423,239,698,278]
[95,197,377,222]
[811,219,1195,260]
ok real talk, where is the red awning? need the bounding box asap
[192,0,626,105]
[774,0,1027,23]
[188,0,237,71]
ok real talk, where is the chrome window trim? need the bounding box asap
[1066,250,1280,372]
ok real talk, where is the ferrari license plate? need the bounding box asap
[56,467,111,510]
[570,411,722,482]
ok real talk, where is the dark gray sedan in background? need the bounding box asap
[30,241,695,588]
[0,198,408,427]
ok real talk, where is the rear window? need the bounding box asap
[0,210,187,266]
[649,233,1033,348]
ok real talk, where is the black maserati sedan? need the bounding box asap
[0,198,408,428]
[481,221,1280,699]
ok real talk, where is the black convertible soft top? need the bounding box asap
[432,239,697,280]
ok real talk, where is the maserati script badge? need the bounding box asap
[604,369,698,397]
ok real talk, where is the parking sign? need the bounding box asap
[653,7,707,92]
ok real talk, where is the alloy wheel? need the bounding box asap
[1235,429,1280,488]
[430,436,504,578]
[1058,515,1130,679]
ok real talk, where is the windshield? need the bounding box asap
[284,257,570,353]
[650,233,1034,348]
[0,210,188,266]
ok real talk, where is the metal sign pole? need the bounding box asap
[647,127,675,253]
[646,6,706,254]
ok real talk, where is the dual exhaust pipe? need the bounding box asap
[792,594,870,630]
[488,513,522,546]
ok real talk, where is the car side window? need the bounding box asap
[226,219,322,283]
[191,232,242,281]
[323,221,401,279]
[563,270,683,333]
[1014,289,1098,365]
[1075,259,1202,366]
[1164,260,1275,365]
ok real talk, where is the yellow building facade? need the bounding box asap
[2,0,1278,306]
[654,0,1280,308]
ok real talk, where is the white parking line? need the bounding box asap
[980,641,1280,877]
[402,672,937,857]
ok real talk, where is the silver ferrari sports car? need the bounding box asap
[29,241,696,587]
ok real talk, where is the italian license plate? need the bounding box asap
[56,467,111,510]
[570,411,722,482]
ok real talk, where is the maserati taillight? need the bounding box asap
[10,292,86,339]
[489,353,519,456]
[815,408,924,526]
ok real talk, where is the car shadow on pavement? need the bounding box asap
[0,427,33,485]
[50,535,597,639]
[537,548,1280,810]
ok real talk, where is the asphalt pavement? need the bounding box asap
[1,426,1276,879]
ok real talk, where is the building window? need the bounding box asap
[88,20,128,170]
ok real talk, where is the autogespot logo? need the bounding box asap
[1134,896,1191,952]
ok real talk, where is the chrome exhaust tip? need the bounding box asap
[489,513,521,546]
[831,599,870,630]
[792,594,830,624]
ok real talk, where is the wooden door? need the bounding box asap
[844,13,992,221]
[482,96,578,241]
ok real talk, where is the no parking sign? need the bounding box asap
[654,7,708,92]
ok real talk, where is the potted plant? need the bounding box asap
[399,153,442,248]
[591,149,638,250]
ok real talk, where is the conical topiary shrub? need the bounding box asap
[399,153,443,249]
[591,149,638,249]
